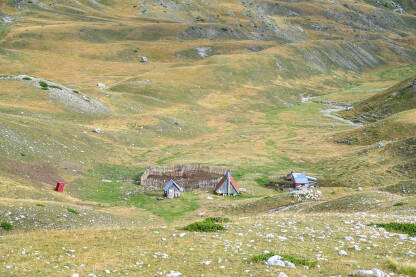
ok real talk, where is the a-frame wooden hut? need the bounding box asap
[164,179,183,199]
[214,171,240,196]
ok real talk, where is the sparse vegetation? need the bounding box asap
[373,222,416,236]
[393,202,407,207]
[204,217,230,223]
[387,258,416,276]
[67,208,79,214]
[49,85,62,90]
[1,222,12,231]
[39,81,48,88]
[22,77,31,80]
[250,252,317,267]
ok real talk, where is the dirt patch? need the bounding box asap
[0,158,63,186]
[141,164,227,190]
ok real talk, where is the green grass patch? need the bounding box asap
[378,64,416,81]
[250,252,317,267]
[387,258,416,276]
[393,202,407,207]
[67,208,79,214]
[130,192,199,222]
[1,222,13,231]
[372,222,416,236]
[39,81,48,88]
[49,85,62,90]
[22,77,32,80]
[36,203,45,207]
[183,220,226,232]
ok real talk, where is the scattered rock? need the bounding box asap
[278,273,288,277]
[196,47,212,58]
[167,271,182,277]
[97,83,107,89]
[205,196,214,200]
[339,250,348,256]
[349,268,387,276]
[71,274,79,277]
[376,142,384,148]
[265,255,285,267]
[200,261,211,265]
[1,15,14,23]
[92,128,102,134]
[140,56,148,63]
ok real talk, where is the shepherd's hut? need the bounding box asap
[214,171,240,196]
[164,179,183,199]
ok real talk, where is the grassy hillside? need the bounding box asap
[1,0,416,276]
[342,75,416,123]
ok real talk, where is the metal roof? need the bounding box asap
[164,179,183,192]
[292,173,309,184]
[215,171,241,193]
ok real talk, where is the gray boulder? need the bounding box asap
[349,268,386,277]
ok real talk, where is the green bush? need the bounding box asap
[183,221,226,232]
[1,222,13,231]
[73,90,80,94]
[67,208,79,215]
[22,77,32,80]
[36,203,45,207]
[250,252,317,267]
[373,222,416,236]
[393,202,407,207]
[49,85,62,90]
[39,81,48,88]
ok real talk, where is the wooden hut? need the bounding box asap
[214,171,240,196]
[164,179,183,199]
[289,172,309,188]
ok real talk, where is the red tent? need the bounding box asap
[55,182,65,192]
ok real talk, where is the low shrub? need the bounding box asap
[22,77,31,80]
[393,202,407,207]
[204,217,230,223]
[250,252,317,267]
[183,221,226,232]
[36,203,45,207]
[372,222,416,236]
[39,81,48,88]
[73,90,80,94]
[49,85,62,90]
[1,222,13,231]
[67,208,79,215]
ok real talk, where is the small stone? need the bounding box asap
[140,56,148,63]
[167,271,182,277]
[339,250,347,256]
[97,83,106,89]
[278,273,288,277]
[71,274,79,277]
[265,255,285,267]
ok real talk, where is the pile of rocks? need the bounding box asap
[290,187,322,201]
